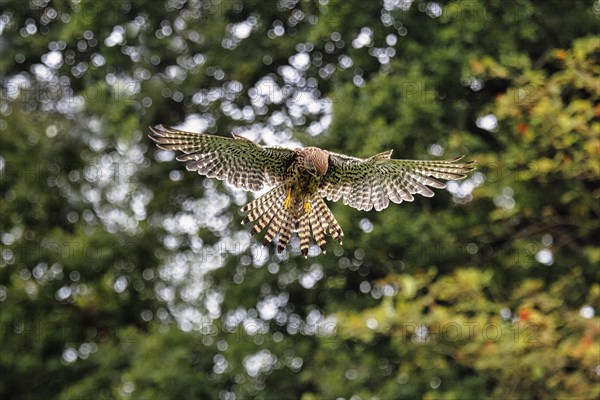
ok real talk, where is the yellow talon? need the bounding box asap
[283,189,292,209]
[304,201,312,214]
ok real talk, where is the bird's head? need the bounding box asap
[299,147,329,177]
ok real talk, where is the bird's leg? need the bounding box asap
[304,200,312,214]
[283,188,292,209]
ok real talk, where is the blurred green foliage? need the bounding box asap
[1,0,598,399]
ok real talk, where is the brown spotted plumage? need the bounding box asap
[149,125,475,257]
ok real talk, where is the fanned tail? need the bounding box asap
[241,188,344,257]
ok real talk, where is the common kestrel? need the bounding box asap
[149,125,475,257]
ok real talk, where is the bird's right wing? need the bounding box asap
[319,151,475,211]
[149,125,295,191]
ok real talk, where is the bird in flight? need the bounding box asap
[149,125,475,257]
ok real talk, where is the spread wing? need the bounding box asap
[319,151,475,211]
[148,125,295,191]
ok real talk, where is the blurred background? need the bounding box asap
[1,0,598,398]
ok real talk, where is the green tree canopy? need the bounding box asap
[1,1,598,399]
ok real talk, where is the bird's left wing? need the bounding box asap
[149,125,295,191]
[320,151,475,211]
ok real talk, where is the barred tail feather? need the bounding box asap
[262,203,286,246]
[251,200,279,237]
[313,197,344,244]
[308,207,327,253]
[241,185,286,221]
[241,185,286,243]
[277,212,295,254]
[298,214,312,257]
